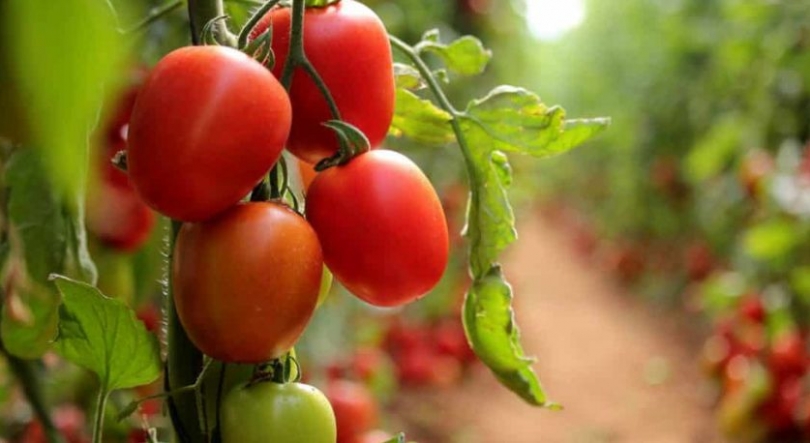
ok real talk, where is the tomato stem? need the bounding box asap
[92,389,109,443]
[236,0,281,50]
[187,0,236,46]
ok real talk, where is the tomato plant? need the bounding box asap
[221,381,336,443]
[253,0,395,164]
[127,45,291,222]
[172,201,323,363]
[306,149,449,307]
[0,0,607,441]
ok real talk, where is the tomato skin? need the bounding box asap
[221,382,336,443]
[172,202,322,363]
[306,150,449,307]
[128,46,291,222]
[326,380,379,443]
[256,1,394,164]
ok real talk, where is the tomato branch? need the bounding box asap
[388,35,481,186]
[92,389,109,443]
[236,0,281,50]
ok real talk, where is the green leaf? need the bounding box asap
[463,267,557,407]
[390,89,454,145]
[421,35,492,76]
[3,0,128,198]
[461,86,610,159]
[52,275,161,391]
[1,150,67,357]
[742,220,798,261]
[393,63,424,90]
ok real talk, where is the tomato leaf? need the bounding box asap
[456,88,605,407]
[393,63,424,90]
[2,0,128,198]
[463,267,558,407]
[461,86,610,158]
[742,219,799,261]
[420,33,492,76]
[1,150,67,358]
[390,89,454,145]
[51,275,161,391]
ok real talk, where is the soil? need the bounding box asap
[395,214,726,443]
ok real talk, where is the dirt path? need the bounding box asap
[397,215,725,443]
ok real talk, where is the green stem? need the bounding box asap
[122,0,184,34]
[92,389,109,443]
[236,0,281,49]
[278,0,340,121]
[389,35,479,184]
[187,0,236,46]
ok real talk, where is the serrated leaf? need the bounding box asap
[52,275,161,391]
[421,35,492,76]
[461,86,609,159]
[390,89,454,145]
[3,0,128,198]
[393,63,424,90]
[2,149,66,357]
[463,267,556,407]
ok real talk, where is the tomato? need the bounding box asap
[86,83,155,252]
[127,46,291,222]
[172,202,322,362]
[221,382,336,443]
[769,332,808,381]
[253,1,395,164]
[306,150,448,307]
[298,159,318,192]
[326,380,379,443]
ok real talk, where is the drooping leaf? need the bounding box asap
[1,150,67,357]
[52,275,161,391]
[463,267,558,407]
[461,86,610,159]
[3,0,128,198]
[390,89,454,145]
[420,34,492,76]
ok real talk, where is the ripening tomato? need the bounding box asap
[253,0,395,164]
[172,202,322,362]
[127,46,291,221]
[306,150,449,307]
[221,382,336,443]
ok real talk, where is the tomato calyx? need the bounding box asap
[314,120,371,171]
[304,0,342,8]
[250,353,302,385]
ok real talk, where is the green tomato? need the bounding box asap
[221,381,336,443]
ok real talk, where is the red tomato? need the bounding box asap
[306,150,449,307]
[253,1,395,164]
[769,332,808,381]
[86,83,155,252]
[172,202,322,362]
[128,46,291,222]
[326,380,379,443]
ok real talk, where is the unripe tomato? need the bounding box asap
[172,202,322,362]
[128,46,291,221]
[254,0,395,164]
[306,150,449,307]
[222,382,336,443]
[326,380,379,443]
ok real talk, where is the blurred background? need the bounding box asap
[4,0,810,442]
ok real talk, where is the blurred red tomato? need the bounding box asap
[327,380,379,443]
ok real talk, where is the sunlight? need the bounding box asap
[523,0,586,41]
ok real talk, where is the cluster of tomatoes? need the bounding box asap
[701,296,810,440]
[89,1,453,442]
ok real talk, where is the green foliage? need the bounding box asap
[52,275,161,392]
[391,31,607,407]
[2,0,129,200]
